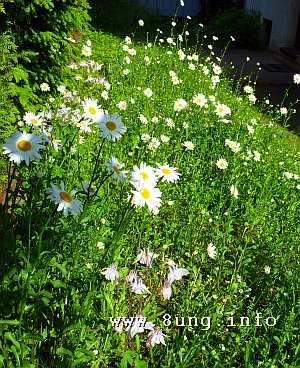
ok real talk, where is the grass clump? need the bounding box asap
[0,9,300,368]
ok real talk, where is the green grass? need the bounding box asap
[0,2,300,368]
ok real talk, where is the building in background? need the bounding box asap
[245,0,300,49]
[134,0,242,16]
[134,0,202,16]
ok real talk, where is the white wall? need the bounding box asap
[245,0,300,48]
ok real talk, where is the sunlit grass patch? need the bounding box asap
[0,12,300,368]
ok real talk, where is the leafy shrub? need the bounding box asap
[0,0,89,86]
[205,8,261,49]
[0,1,90,182]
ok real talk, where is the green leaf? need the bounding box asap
[0,319,20,325]
[11,67,28,83]
[56,347,73,358]
[50,279,67,289]
[120,351,134,368]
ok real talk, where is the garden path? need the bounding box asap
[219,48,300,132]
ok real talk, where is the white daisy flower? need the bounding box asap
[213,64,221,74]
[264,265,271,274]
[139,114,148,125]
[177,48,185,61]
[160,134,169,143]
[97,113,127,141]
[216,158,228,170]
[2,131,45,166]
[104,81,111,90]
[76,120,94,133]
[105,156,127,181]
[131,184,162,213]
[46,181,82,216]
[156,163,181,183]
[116,100,127,110]
[23,112,43,128]
[225,139,240,153]
[82,98,103,121]
[182,141,195,150]
[82,45,92,57]
[124,36,132,44]
[248,94,257,104]
[141,133,151,142]
[215,104,231,118]
[174,99,188,112]
[280,107,288,115]
[143,88,153,97]
[144,56,151,65]
[211,75,220,85]
[293,74,300,84]
[57,85,66,94]
[40,83,50,92]
[138,19,144,26]
[192,93,207,107]
[230,185,239,199]
[283,171,294,180]
[41,130,62,151]
[189,63,196,71]
[130,163,157,188]
[136,248,159,267]
[243,85,253,94]
[167,264,189,283]
[147,328,166,346]
[147,137,160,151]
[101,263,119,282]
[81,182,97,196]
[207,242,216,258]
[165,118,175,128]
[101,90,109,100]
[246,124,254,135]
[253,151,261,161]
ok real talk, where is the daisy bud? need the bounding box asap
[161,280,172,300]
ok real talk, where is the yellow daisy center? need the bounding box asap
[141,188,151,200]
[162,168,171,175]
[113,165,120,174]
[30,118,39,125]
[48,135,55,142]
[106,121,117,131]
[17,139,32,152]
[59,191,73,203]
[140,171,149,181]
[88,106,97,115]
[87,186,96,193]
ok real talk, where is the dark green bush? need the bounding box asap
[205,8,261,49]
[0,0,90,87]
[0,1,90,182]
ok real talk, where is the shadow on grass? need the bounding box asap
[88,0,202,45]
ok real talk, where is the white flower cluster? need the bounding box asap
[225,139,241,153]
[129,162,181,214]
